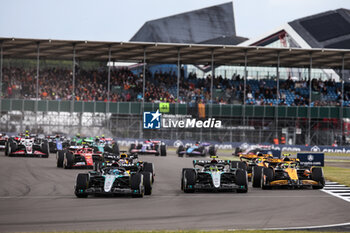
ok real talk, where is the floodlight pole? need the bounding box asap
[0,42,3,115]
[177,48,180,104]
[142,47,146,106]
[140,47,146,139]
[341,54,345,145]
[107,45,111,131]
[243,50,247,142]
[211,49,214,105]
[308,53,312,146]
[276,51,280,140]
[35,42,40,131]
[71,43,76,113]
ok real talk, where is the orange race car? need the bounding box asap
[255,154,325,189]
[237,152,273,182]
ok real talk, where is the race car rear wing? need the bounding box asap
[193,159,231,167]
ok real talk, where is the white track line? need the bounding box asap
[321,182,350,203]
[254,221,350,230]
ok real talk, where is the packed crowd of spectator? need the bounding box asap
[2,66,349,106]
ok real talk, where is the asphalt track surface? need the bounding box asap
[0,151,349,232]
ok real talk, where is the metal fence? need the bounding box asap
[0,99,346,146]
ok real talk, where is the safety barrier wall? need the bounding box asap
[0,99,349,119]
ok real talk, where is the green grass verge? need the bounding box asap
[28,231,342,233]
[324,166,350,187]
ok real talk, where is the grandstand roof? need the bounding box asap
[0,37,350,69]
[198,35,248,45]
[130,2,237,44]
[289,8,350,49]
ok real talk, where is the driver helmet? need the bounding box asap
[210,158,218,164]
[25,134,30,139]
[95,136,100,143]
[76,133,81,138]
[283,153,291,161]
[120,153,128,159]
[101,134,105,139]
[257,152,264,157]
[112,169,120,175]
[55,134,60,139]
[195,141,200,146]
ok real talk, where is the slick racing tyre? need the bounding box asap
[57,150,65,168]
[208,145,216,156]
[311,167,325,189]
[75,174,89,198]
[183,169,196,193]
[252,166,263,188]
[143,162,154,183]
[231,161,248,170]
[141,172,152,195]
[63,152,74,169]
[160,144,167,156]
[261,168,273,190]
[41,142,49,158]
[177,145,184,157]
[235,169,248,193]
[131,173,144,198]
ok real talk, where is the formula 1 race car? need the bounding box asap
[90,137,119,154]
[0,133,9,150]
[129,140,166,156]
[56,146,103,169]
[47,134,70,153]
[259,159,325,189]
[233,144,272,156]
[177,142,216,157]
[237,150,275,182]
[251,154,299,187]
[181,156,248,193]
[74,166,152,198]
[97,151,155,183]
[5,134,49,157]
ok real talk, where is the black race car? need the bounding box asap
[97,151,155,183]
[75,165,153,198]
[181,156,248,193]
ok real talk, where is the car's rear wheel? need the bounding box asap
[129,143,136,153]
[141,172,152,195]
[143,162,154,183]
[63,152,74,169]
[252,166,263,188]
[155,145,160,156]
[113,143,119,155]
[236,169,248,193]
[41,142,49,158]
[160,144,166,156]
[57,150,65,168]
[231,161,248,170]
[131,173,144,198]
[177,145,184,157]
[208,145,216,156]
[311,167,325,189]
[75,174,89,198]
[261,168,273,189]
[183,169,196,193]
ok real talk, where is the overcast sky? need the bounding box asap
[0,0,349,42]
